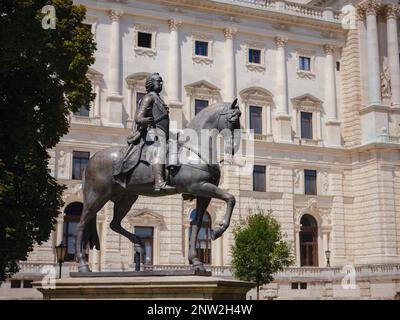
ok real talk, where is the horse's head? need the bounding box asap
[185,98,242,160]
[223,98,242,156]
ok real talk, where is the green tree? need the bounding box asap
[0,0,96,281]
[231,209,294,299]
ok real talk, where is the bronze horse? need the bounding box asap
[75,99,242,272]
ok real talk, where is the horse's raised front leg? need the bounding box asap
[110,194,144,249]
[189,182,235,241]
[188,197,211,272]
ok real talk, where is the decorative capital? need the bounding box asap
[168,19,182,32]
[108,9,123,22]
[223,27,237,40]
[323,44,335,54]
[385,4,400,19]
[357,0,381,19]
[274,36,288,48]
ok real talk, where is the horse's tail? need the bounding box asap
[81,163,100,250]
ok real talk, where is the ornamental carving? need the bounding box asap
[323,44,335,55]
[168,19,182,32]
[357,0,381,19]
[57,150,68,178]
[294,198,332,226]
[381,57,391,99]
[223,27,237,40]
[321,171,329,193]
[384,4,400,19]
[108,9,123,22]
[274,36,288,48]
[293,169,301,188]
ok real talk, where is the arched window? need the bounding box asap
[300,214,318,266]
[190,211,212,264]
[63,202,83,261]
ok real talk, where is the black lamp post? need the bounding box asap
[325,249,331,268]
[55,242,67,279]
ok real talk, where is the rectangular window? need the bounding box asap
[336,61,340,71]
[299,56,311,71]
[195,41,208,56]
[11,280,21,289]
[72,151,90,180]
[304,169,317,195]
[250,106,263,135]
[253,165,266,192]
[301,112,313,139]
[23,280,33,288]
[248,48,261,64]
[134,226,154,265]
[300,282,307,290]
[194,99,209,115]
[291,282,299,290]
[137,32,152,48]
[74,106,90,117]
[136,92,146,108]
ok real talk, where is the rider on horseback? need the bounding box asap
[133,72,174,191]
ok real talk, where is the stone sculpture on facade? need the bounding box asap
[381,57,391,99]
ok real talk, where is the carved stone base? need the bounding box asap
[34,276,254,300]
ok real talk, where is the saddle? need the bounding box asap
[112,130,180,188]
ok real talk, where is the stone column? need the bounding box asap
[223,28,237,103]
[266,105,273,141]
[323,45,341,146]
[56,215,64,246]
[92,248,100,272]
[184,227,190,266]
[274,36,292,143]
[386,4,400,107]
[215,236,222,266]
[168,19,182,104]
[358,1,391,144]
[275,36,289,115]
[358,1,381,105]
[324,45,337,120]
[126,80,134,127]
[93,77,101,125]
[168,19,184,129]
[295,225,301,267]
[106,9,124,127]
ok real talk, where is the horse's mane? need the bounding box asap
[186,102,230,130]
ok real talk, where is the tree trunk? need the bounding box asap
[257,282,260,300]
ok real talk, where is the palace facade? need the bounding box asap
[2,0,400,299]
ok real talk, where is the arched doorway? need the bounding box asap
[63,202,83,261]
[190,211,212,264]
[300,214,318,266]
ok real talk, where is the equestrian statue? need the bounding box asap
[75,72,242,272]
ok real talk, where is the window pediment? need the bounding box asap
[185,80,220,96]
[126,72,149,90]
[128,209,164,226]
[292,94,322,112]
[239,87,273,105]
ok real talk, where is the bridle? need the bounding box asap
[180,103,240,166]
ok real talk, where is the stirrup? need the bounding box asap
[154,182,175,191]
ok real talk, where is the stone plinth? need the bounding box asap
[34,276,254,300]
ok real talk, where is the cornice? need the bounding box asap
[80,0,344,33]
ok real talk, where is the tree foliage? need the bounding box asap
[231,209,294,299]
[0,0,96,281]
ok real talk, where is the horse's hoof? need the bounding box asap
[192,262,206,272]
[78,264,91,273]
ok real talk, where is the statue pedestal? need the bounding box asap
[34,274,254,300]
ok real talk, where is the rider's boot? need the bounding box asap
[153,164,175,191]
